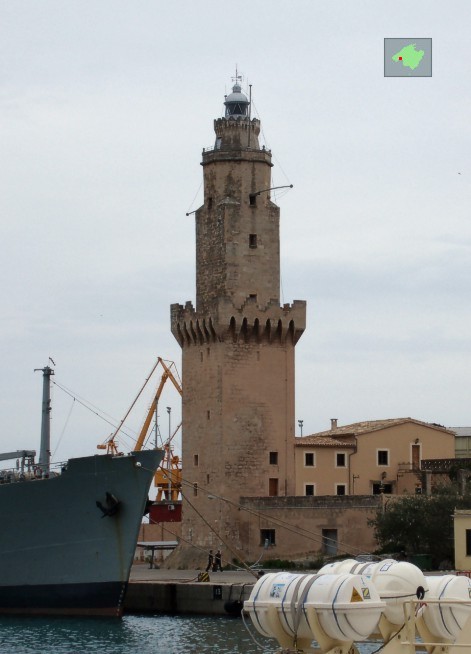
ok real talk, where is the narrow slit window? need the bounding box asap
[249,234,257,248]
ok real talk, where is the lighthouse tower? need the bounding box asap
[171,79,306,562]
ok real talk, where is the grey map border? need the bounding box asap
[384,38,432,77]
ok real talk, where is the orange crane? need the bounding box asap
[97,357,183,501]
[133,358,182,452]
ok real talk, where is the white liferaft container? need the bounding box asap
[318,559,359,575]
[319,559,428,626]
[244,572,385,644]
[422,575,471,641]
[363,560,428,626]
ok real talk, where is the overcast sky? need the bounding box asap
[1,1,470,462]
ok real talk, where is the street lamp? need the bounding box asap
[298,419,304,437]
[166,406,171,441]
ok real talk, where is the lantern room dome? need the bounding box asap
[224,83,249,118]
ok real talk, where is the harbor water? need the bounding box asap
[0,614,381,653]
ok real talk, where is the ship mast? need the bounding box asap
[34,365,54,474]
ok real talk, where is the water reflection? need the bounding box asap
[0,614,381,654]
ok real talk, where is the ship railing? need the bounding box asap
[0,460,67,483]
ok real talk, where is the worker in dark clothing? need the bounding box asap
[213,549,222,571]
[206,549,214,572]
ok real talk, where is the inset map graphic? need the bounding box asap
[384,38,432,77]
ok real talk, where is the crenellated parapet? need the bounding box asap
[203,116,262,153]
[171,296,306,348]
[214,116,260,136]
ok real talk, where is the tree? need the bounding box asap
[369,487,471,567]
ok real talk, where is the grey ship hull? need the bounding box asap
[0,449,163,616]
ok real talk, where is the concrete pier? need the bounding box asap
[125,565,256,615]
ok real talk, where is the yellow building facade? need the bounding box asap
[454,510,471,571]
[295,418,456,496]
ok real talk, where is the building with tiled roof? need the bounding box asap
[452,426,471,458]
[295,417,455,496]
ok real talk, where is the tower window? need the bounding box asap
[249,234,257,248]
[269,451,278,465]
[194,454,199,467]
[207,410,211,420]
[249,194,257,206]
[193,483,198,497]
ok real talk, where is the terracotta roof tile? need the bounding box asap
[295,417,454,447]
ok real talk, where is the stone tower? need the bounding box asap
[171,80,306,563]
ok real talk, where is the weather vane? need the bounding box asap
[232,64,243,85]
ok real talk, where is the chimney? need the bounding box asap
[330,418,338,430]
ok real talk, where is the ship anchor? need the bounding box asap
[96,492,121,517]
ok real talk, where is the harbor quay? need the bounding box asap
[125,565,256,615]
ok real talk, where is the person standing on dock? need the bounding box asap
[206,549,214,572]
[213,549,222,571]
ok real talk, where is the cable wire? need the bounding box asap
[52,397,75,459]
[178,477,368,557]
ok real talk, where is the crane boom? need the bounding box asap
[133,358,182,452]
[97,357,182,455]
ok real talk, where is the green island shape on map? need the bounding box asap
[391,43,425,70]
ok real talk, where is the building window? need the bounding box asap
[304,452,315,467]
[207,410,211,420]
[193,454,199,467]
[269,451,278,465]
[336,452,346,467]
[466,529,471,556]
[372,482,393,495]
[322,529,338,555]
[208,197,213,210]
[260,529,276,546]
[336,484,346,496]
[193,483,198,497]
[377,450,389,466]
[249,233,257,248]
[269,478,279,496]
[249,194,257,206]
[305,484,315,496]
